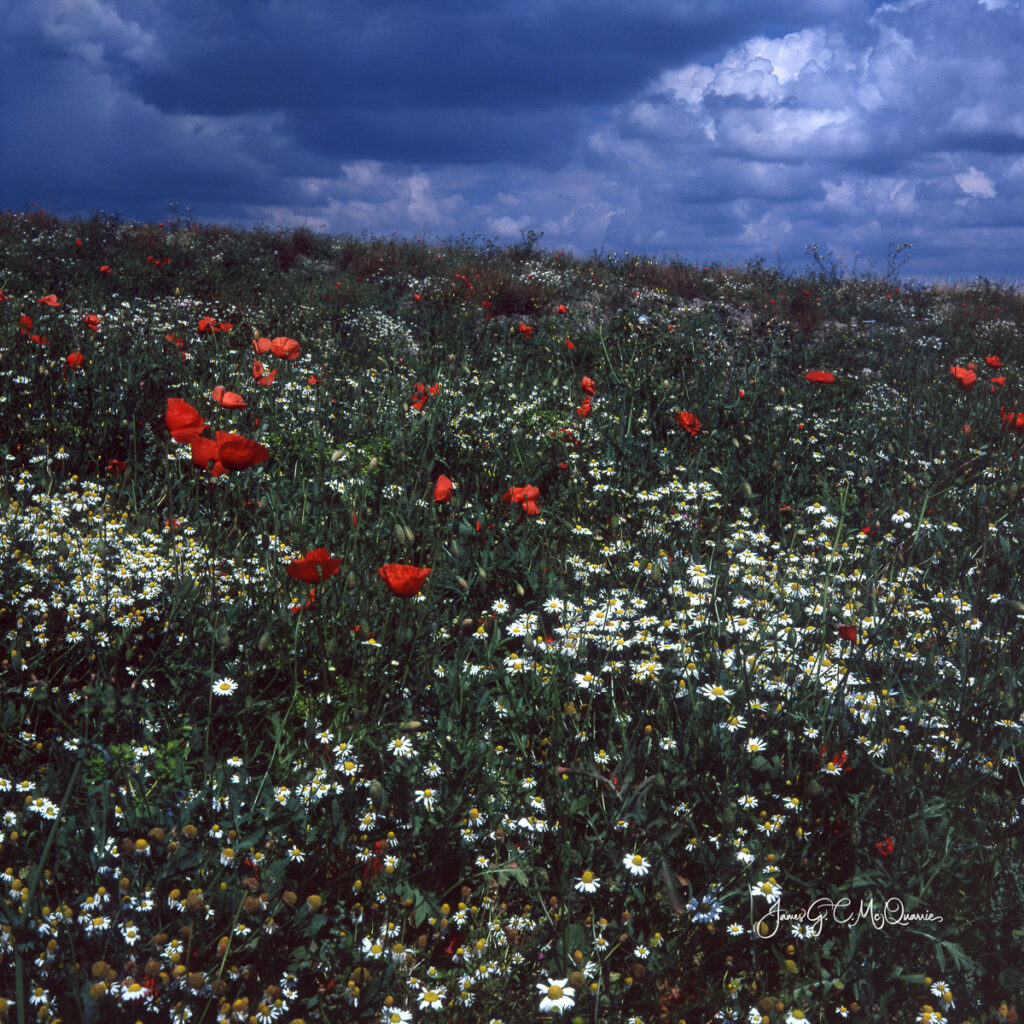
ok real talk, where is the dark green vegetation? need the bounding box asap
[2,209,1024,1023]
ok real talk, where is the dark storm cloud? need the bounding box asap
[2,0,1023,281]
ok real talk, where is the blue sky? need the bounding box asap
[3,0,1023,282]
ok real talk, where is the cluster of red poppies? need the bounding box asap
[166,398,269,476]
[951,355,1005,395]
[283,547,432,610]
[21,294,102,368]
[197,317,233,335]
[945,354,1024,431]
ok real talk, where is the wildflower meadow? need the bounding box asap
[3,209,1024,1024]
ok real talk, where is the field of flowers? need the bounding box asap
[2,209,1024,1024]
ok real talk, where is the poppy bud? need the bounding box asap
[456,576,469,590]
[395,523,407,544]
[404,525,415,544]
[258,631,272,652]
[515,583,525,597]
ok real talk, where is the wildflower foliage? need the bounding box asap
[1,210,1024,1022]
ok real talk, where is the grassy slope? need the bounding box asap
[1,210,1024,1022]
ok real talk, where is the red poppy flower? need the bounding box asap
[989,377,1006,392]
[82,314,100,332]
[39,294,60,307]
[308,375,320,385]
[253,361,278,386]
[166,398,206,442]
[986,355,1002,369]
[518,322,533,338]
[378,563,431,597]
[558,304,567,314]
[198,316,218,335]
[874,836,894,856]
[218,322,233,332]
[410,382,439,411]
[29,334,48,346]
[504,484,541,516]
[216,432,269,471]
[581,376,596,395]
[950,366,977,391]
[287,547,342,584]
[253,336,274,354]
[211,385,247,409]
[838,625,858,643]
[105,459,127,474]
[165,333,184,349]
[270,336,300,360]
[66,351,85,370]
[1002,407,1024,432]
[576,397,592,419]
[805,370,835,384]
[19,314,32,335]
[434,474,454,502]
[674,410,701,436]
[566,339,575,350]
[189,435,224,474]
[99,265,112,275]
[189,431,268,475]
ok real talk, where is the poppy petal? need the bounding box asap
[167,398,206,442]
